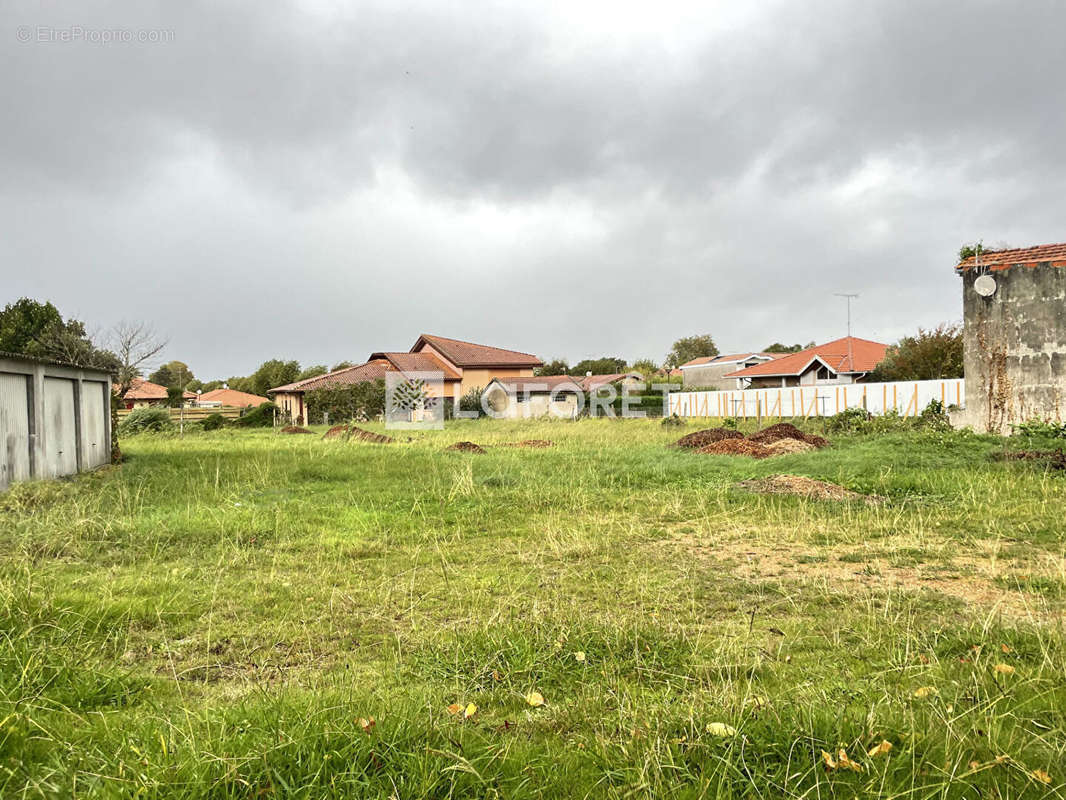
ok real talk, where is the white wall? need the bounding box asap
[668,379,965,419]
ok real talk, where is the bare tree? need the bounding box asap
[109,321,167,393]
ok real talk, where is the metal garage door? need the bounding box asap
[80,380,109,469]
[0,372,31,489]
[43,377,78,478]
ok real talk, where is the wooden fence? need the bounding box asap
[116,406,246,422]
[667,379,965,419]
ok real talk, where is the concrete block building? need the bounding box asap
[955,243,1066,432]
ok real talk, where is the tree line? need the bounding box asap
[1,298,965,400]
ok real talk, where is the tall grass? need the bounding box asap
[0,418,1064,797]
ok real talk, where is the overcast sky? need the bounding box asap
[3,1,1065,378]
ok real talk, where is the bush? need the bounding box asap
[232,402,279,428]
[201,412,228,431]
[1011,419,1066,439]
[304,381,384,425]
[824,407,874,434]
[118,406,173,436]
[459,388,484,418]
[824,400,951,435]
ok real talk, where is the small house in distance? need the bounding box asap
[724,337,888,388]
[1,351,112,490]
[955,242,1066,432]
[679,353,779,389]
[121,378,195,409]
[270,334,543,424]
[195,388,270,409]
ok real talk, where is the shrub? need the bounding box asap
[201,412,228,431]
[825,407,874,434]
[1012,419,1066,439]
[459,388,484,418]
[232,402,279,428]
[118,406,173,436]
[304,381,385,425]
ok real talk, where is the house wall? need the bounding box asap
[459,367,535,397]
[482,388,579,419]
[959,264,1066,432]
[273,390,304,424]
[1,356,112,490]
[681,363,738,389]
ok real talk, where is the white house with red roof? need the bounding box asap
[724,337,888,388]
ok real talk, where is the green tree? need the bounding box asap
[0,298,64,354]
[572,357,627,376]
[763,342,813,354]
[629,358,658,376]
[664,335,718,369]
[867,323,963,382]
[0,298,117,369]
[249,359,301,397]
[305,379,385,424]
[330,360,355,372]
[535,358,570,376]
[149,360,195,390]
[297,364,328,381]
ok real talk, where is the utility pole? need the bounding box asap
[834,293,859,372]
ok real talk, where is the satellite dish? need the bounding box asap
[974,274,997,297]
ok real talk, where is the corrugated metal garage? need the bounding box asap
[0,352,113,490]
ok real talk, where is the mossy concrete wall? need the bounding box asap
[960,265,1066,432]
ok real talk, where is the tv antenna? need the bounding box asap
[834,293,859,372]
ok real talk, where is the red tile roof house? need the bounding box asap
[194,388,271,408]
[268,334,543,424]
[724,337,889,389]
[121,378,196,409]
[678,353,782,390]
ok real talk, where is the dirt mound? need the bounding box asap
[1002,449,1066,470]
[446,441,486,454]
[322,425,350,440]
[697,439,774,458]
[503,439,555,448]
[747,423,828,448]
[765,438,817,455]
[676,428,743,448]
[737,474,884,504]
[349,426,394,444]
[280,425,313,434]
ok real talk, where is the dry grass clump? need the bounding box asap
[697,439,774,458]
[764,438,817,455]
[503,439,555,448]
[676,428,743,448]
[748,422,829,448]
[737,473,884,504]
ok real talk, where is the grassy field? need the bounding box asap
[1,418,1065,798]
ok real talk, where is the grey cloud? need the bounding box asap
[1,0,1064,377]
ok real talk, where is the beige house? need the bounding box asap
[269,334,542,423]
[679,353,779,389]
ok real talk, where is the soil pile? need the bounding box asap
[676,428,743,448]
[280,425,313,435]
[322,425,350,440]
[697,439,774,458]
[446,441,486,454]
[349,426,394,444]
[737,474,884,504]
[765,438,817,455]
[748,423,828,448]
